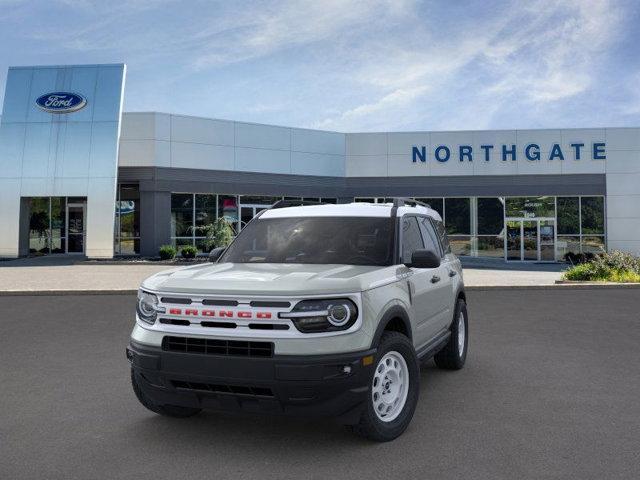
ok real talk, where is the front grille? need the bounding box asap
[160,297,192,305]
[162,336,274,357]
[202,299,238,306]
[249,300,291,308]
[171,380,274,397]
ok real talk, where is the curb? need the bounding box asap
[2,283,640,296]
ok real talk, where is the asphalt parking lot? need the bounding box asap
[1,289,639,480]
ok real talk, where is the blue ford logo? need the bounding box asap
[35,92,87,114]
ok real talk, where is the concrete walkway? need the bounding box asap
[0,256,566,293]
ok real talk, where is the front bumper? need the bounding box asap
[127,340,376,424]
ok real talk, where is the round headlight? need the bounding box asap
[136,290,162,324]
[327,303,351,326]
[280,298,358,333]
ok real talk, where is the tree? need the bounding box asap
[192,218,234,252]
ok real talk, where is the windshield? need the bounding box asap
[219,216,394,266]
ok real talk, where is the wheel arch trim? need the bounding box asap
[370,305,413,348]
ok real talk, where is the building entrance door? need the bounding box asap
[66,202,86,254]
[240,204,272,230]
[505,218,556,261]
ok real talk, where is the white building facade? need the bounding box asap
[1,64,639,261]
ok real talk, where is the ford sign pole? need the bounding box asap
[35,92,87,114]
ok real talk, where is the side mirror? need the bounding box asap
[208,247,225,262]
[406,249,440,269]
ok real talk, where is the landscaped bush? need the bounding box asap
[180,245,198,259]
[563,250,640,282]
[159,245,177,260]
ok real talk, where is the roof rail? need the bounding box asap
[270,199,325,209]
[391,197,431,209]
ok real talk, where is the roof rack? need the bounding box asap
[270,199,325,209]
[391,197,431,209]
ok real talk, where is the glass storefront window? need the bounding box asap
[581,197,605,234]
[195,194,216,228]
[444,198,470,235]
[114,184,140,255]
[448,235,471,256]
[505,196,555,218]
[29,198,50,254]
[415,198,444,218]
[171,194,193,237]
[476,235,504,258]
[218,195,239,233]
[477,198,503,235]
[160,193,606,261]
[557,197,579,234]
[27,196,85,255]
[173,237,193,250]
[582,236,606,254]
[557,236,581,259]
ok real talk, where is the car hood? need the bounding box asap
[141,262,399,296]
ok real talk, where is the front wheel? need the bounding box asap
[347,331,419,442]
[434,298,468,370]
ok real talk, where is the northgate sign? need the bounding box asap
[411,142,606,163]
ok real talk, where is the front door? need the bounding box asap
[505,219,556,261]
[66,203,85,254]
[401,216,450,346]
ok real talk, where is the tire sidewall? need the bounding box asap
[364,333,420,440]
[453,300,469,365]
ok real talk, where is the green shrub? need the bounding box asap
[180,245,198,259]
[594,250,640,273]
[563,250,640,282]
[159,245,177,260]
[563,263,595,281]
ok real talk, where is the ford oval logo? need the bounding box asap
[35,92,87,114]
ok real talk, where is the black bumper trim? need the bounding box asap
[127,340,376,423]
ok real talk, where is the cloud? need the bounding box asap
[313,0,625,131]
[0,0,633,131]
[190,0,414,69]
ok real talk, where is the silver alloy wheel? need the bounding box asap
[457,311,466,357]
[372,351,409,422]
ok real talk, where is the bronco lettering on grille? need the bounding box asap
[167,308,272,319]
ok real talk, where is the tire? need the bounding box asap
[347,331,419,442]
[434,298,468,370]
[131,369,202,418]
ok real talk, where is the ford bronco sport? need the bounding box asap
[127,199,468,441]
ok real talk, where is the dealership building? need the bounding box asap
[1,63,639,261]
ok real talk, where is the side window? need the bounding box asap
[418,217,442,257]
[433,219,451,254]
[401,216,424,264]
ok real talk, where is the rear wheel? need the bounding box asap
[434,298,468,370]
[347,331,419,442]
[131,369,202,418]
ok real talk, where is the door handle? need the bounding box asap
[448,270,457,277]
[430,275,441,283]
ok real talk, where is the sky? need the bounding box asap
[0,0,639,132]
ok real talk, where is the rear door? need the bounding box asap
[400,215,446,347]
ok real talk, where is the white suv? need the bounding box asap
[127,199,468,441]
